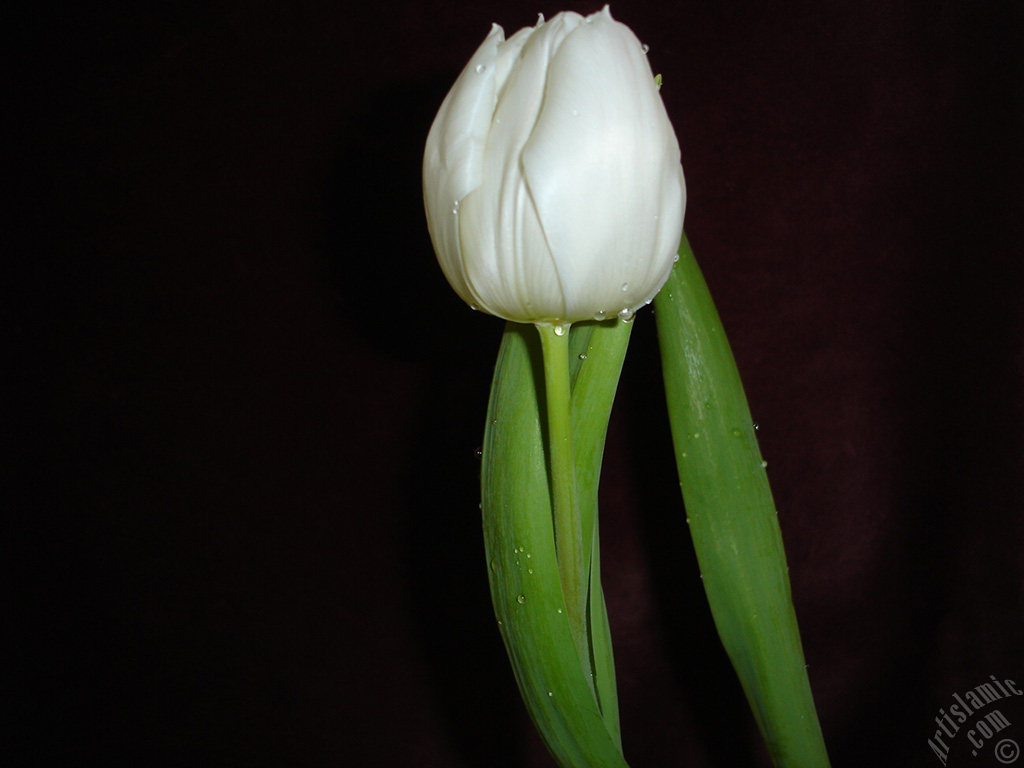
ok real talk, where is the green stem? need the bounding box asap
[536,321,590,683]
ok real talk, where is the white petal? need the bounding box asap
[521,10,685,321]
[422,24,503,307]
[459,13,584,321]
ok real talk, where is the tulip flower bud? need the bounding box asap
[423,6,686,325]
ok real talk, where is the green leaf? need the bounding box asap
[653,234,831,767]
[481,319,632,767]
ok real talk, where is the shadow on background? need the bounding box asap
[317,76,526,766]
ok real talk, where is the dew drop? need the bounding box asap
[475,63,486,73]
[753,422,760,431]
[475,445,483,457]
[621,282,629,292]
[593,310,607,321]
[517,546,526,553]
[731,428,742,437]
[490,558,498,572]
[571,109,579,117]
[548,691,554,697]
[469,303,479,311]
[516,594,526,604]
[527,568,534,574]
[578,353,587,360]
[617,307,634,322]
[673,253,680,263]
[641,43,650,54]
[761,460,769,469]
[553,323,567,336]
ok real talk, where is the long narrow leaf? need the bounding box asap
[481,319,632,766]
[653,234,831,767]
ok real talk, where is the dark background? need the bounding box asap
[11,1,1022,766]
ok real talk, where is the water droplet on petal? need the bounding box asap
[641,43,650,53]
[553,324,567,336]
[617,308,634,322]
[593,310,607,321]
[673,253,680,262]
[621,282,629,292]
[475,63,486,73]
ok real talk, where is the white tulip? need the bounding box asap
[423,6,686,325]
